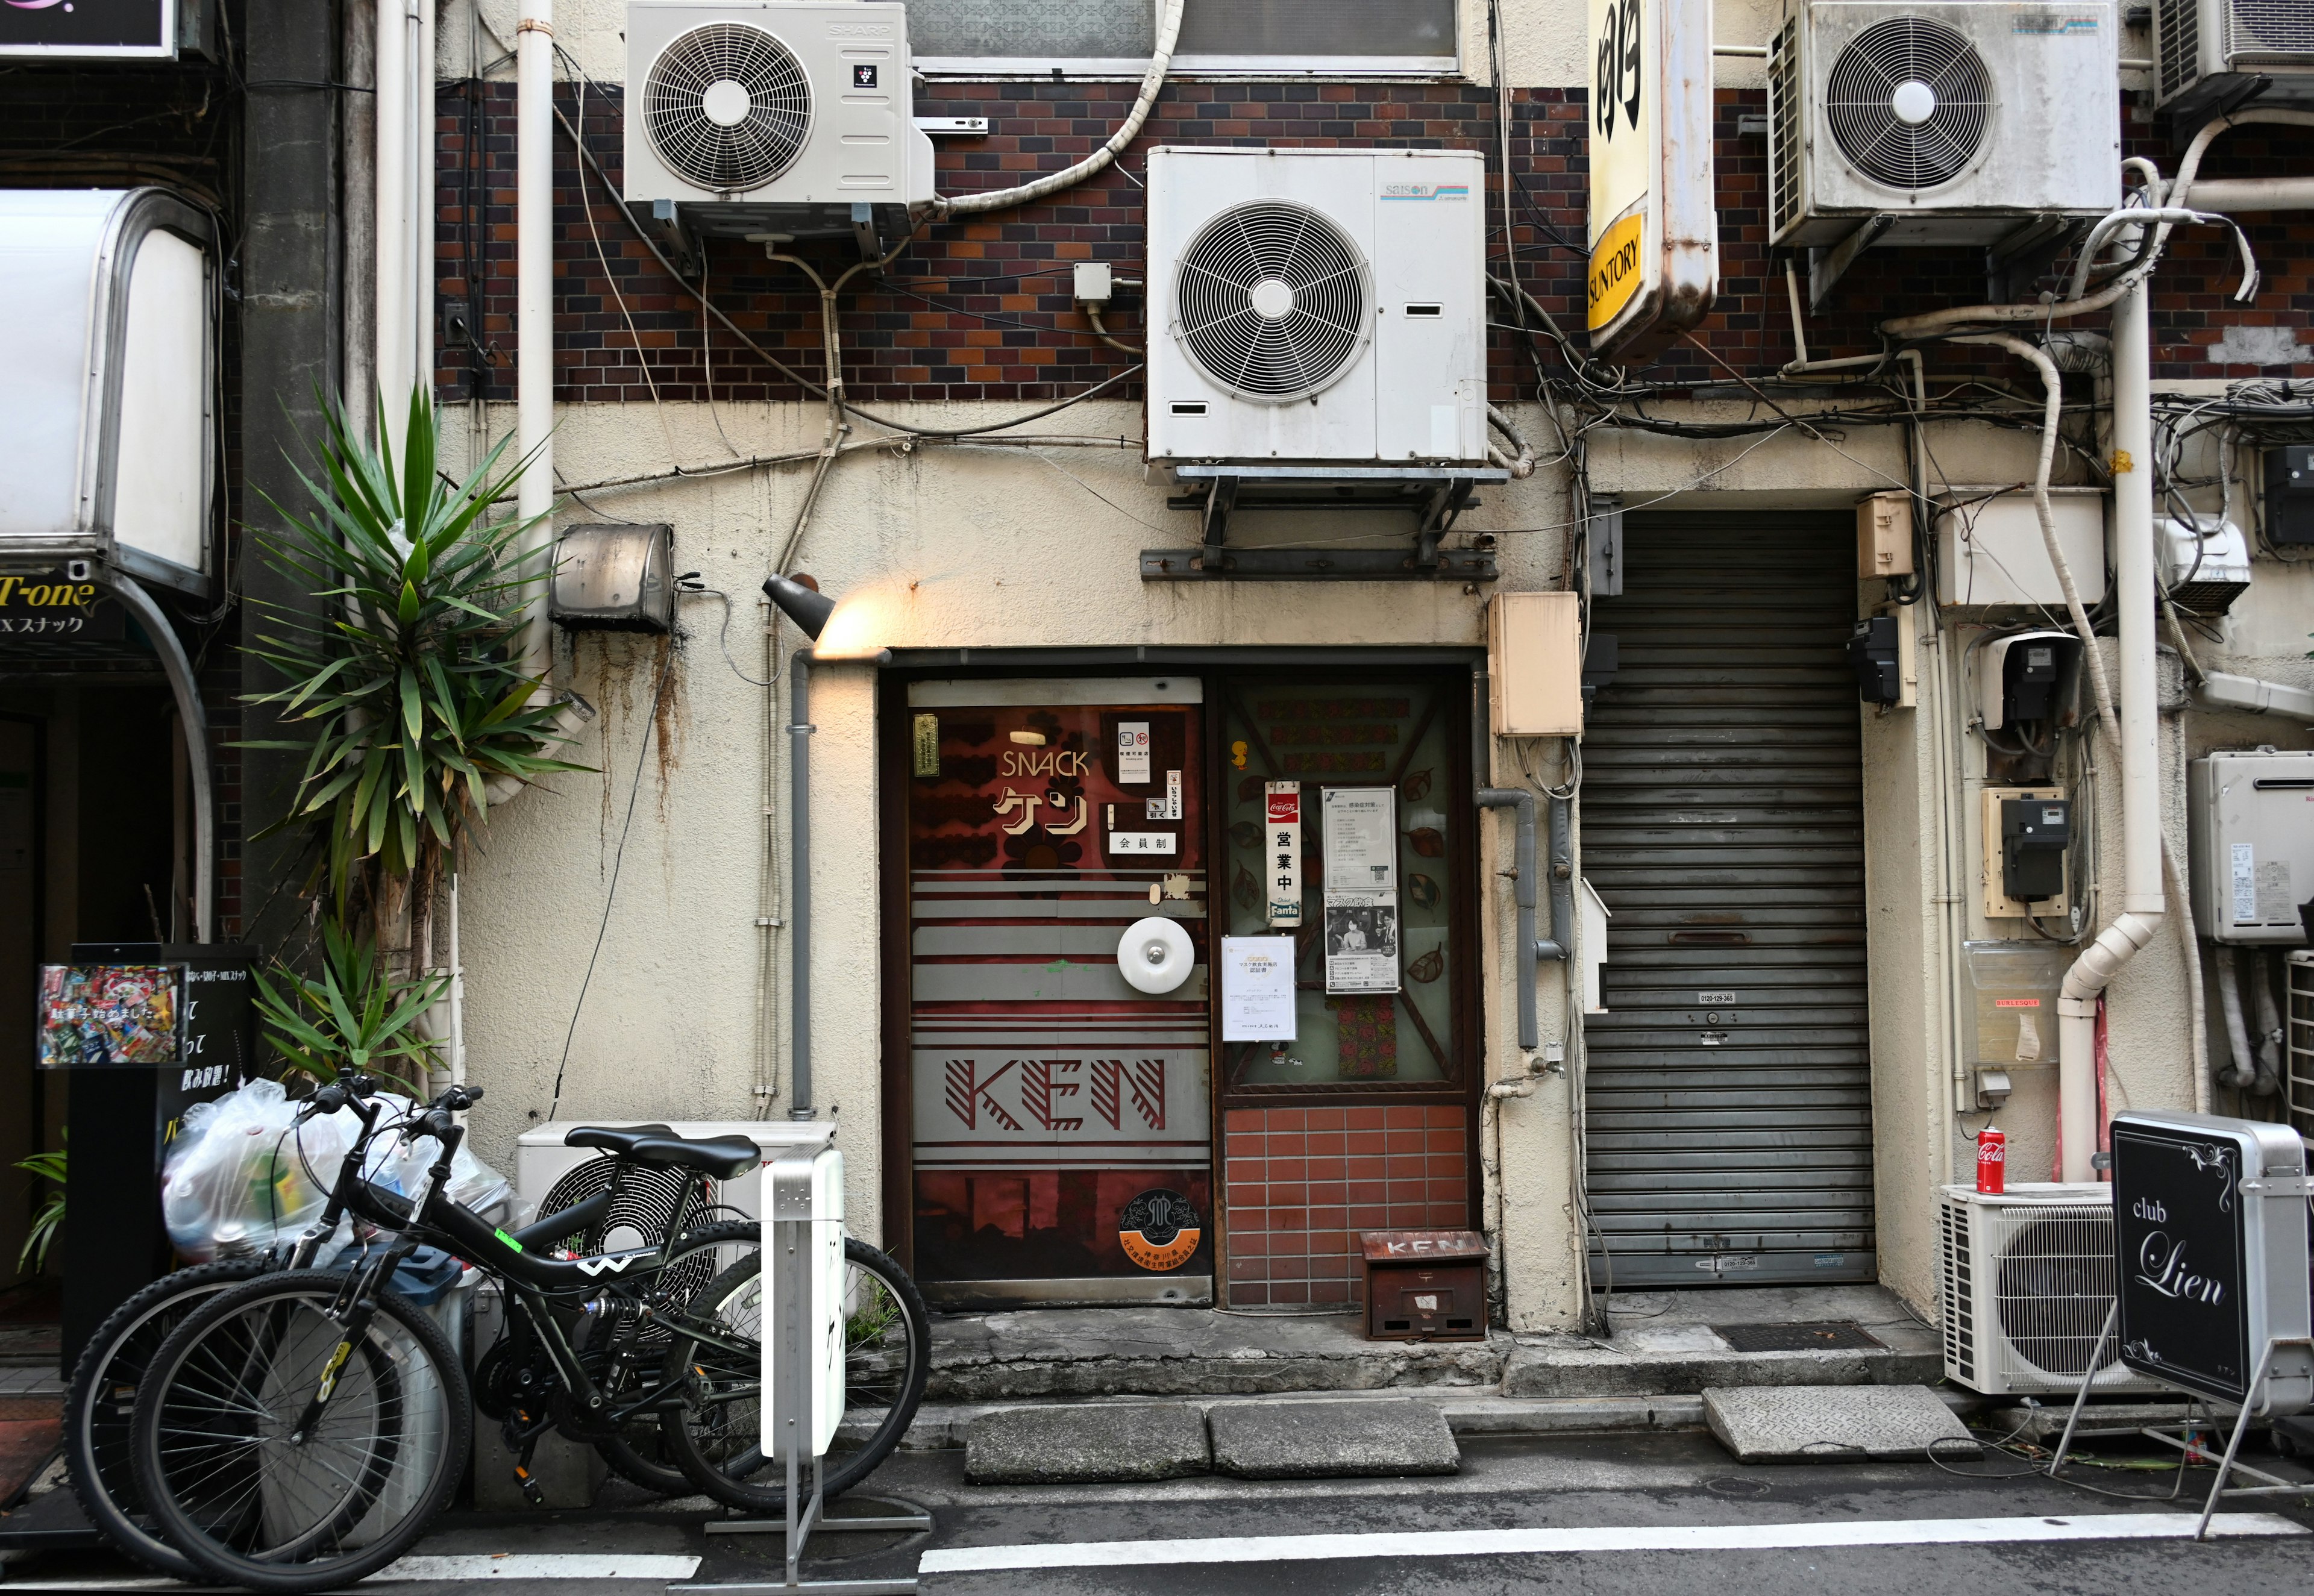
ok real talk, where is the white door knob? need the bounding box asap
[1118,916,1194,994]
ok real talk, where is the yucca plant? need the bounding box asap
[242,385,586,954]
[251,921,445,1097]
[16,1136,65,1274]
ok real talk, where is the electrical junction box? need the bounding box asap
[1487,590,1582,737]
[1979,629,2080,730]
[2190,748,2314,945]
[1856,490,1912,578]
[552,522,674,633]
[1847,615,1901,704]
[1981,785,2065,919]
[1934,487,2107,609]
[1146,146,1487,469]
[2266,446,2314,545]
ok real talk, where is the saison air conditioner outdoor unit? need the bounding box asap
[1145,146,1488,469]
[1938,1183,2162,1395]
[622,1,933,237]
[2154,0,2314,127]
[1767,0,2121,250]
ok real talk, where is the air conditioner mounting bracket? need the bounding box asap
[1807,214,1894,311]
[1144,463,1506,581]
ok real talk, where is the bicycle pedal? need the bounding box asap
[512,1463,547,1506]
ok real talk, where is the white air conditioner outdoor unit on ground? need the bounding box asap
[622,1,933,237]
[1767,0,2121,249]
[2155,0,2314,127]
[515,1121,830,1246]
[1145,146,1487,469]
[1938,1182,2162,1396]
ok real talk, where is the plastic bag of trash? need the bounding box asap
[357,1099,515,1225]
[161,1078,359,1262]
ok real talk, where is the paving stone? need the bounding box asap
[965,1402,1209,1485]
[1704,1383,1978,1462]
[1208,1398,1459,1479]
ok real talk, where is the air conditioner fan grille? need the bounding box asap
[1824,16,1992,191]
[644,22,813,193]
[1174,201,1369,401]
[1993,1213,2125,1380]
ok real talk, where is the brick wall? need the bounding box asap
[435,79,2314,407]
[1221,1105,1470,1310]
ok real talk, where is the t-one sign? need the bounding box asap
[1584,0,1716,364]
[0,0,176,58]
[2112,1111,2313,1412]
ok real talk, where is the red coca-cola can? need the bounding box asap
[1976,1127,2006,1194]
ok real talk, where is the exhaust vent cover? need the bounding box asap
[1824,16,1992,190]
[642,22,814,193]
[1173,201,1370,402]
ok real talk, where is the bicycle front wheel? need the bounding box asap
[659,1236,929,1510]
[130,1269,472,1594]
[64,1259,271,1577]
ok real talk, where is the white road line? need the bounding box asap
[0,1553,704,1590]
[916,1512,2310,1574]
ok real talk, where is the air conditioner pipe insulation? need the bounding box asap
[1476,787,1572,1053]
[927,0,1185,219]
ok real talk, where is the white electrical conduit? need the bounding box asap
[2063,207,2259,304]
[1949,324,2204,1162]
[930,0,1185,218]
[1487,405,1538,478]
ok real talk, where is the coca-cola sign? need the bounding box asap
[2113,1119,2253,1403]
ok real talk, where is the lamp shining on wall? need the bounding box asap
[763,572,834,640]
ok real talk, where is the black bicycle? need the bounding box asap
[125,1077,925,1592]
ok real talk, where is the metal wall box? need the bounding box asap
[1856,490,1912,578]
[1934,487,2107,609]
[2112,1110,2312,1413]
[1360,1228,1487,1341]
[0,188,218,595]
[1980,786,2066,919]
[2189,748,2314,945]
[551,523,674,633]
[1487,590,1582,737]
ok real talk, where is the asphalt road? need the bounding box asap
[5,1430,2312,1594]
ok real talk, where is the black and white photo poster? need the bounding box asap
[1324,892,1399,994]
[1322,787,1400,993]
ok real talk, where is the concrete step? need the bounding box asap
[928,1285,1943,1404]
[1703,1385,1978,1463]
[959,1397,1460,1486]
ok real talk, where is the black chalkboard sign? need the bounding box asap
[2113,1120,2253,1403]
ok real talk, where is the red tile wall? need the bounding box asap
[1222,1105,1469,1309]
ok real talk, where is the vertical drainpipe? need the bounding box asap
[1473,679,1573,1052]
[788,651,815,1119]
[515,1,555,677]
[372,0,407,440]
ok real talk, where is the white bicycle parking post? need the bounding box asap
[680,1132,926,1595]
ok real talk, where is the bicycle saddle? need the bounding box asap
[564,1124,763,1179]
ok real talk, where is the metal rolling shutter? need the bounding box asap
[1581,515,1875,1289]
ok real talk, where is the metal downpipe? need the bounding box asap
[788,649,815,1119]
[1475,788,1572,1054]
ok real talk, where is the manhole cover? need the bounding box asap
[1713,1321,1884,1353]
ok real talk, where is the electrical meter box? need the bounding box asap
[2190,749,2314,945]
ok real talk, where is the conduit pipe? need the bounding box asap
[1487,406,1538,478]
[2199,672,2314,721]
[1475,787,1572,1053]
[373,0,407,442]
[930,0,1184,217]
[2173,177,2314,213]
[787,649,815,1119]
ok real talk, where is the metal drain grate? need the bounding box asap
[1714,1321,1886,1353]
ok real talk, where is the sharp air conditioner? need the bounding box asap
[1146,147,1487,468]
[1767,1,2120,249]
[1938,1183,2161,1396]
[2155,0,2314,126]
[622,1,933,236]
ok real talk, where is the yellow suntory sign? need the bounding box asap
[1588,211,1646,331]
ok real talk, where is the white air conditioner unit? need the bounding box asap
[515,1121,833,1246]
[1145,146,1487,468]
[2155,0,2314,127]
[622,2,933,235]
[1767,1,2121,249]
[1938,1183,2162,1396]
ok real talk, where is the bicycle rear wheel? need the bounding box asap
[658,1237,929,1510]
[130,1268,471,1594]
[590,1219,760,1497]
[64,1259,271,1577]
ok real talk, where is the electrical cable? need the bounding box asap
[677,582,775,688]
[546,643,675,1123]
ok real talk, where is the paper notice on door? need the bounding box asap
[1265,782,1302,927]
[1146,768,1183,820]
[1324,890,1400,994]
[1117,721,1152,784]
[1323,787,1397,893]
[1221,936,1297,1041]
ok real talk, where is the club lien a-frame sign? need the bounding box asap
[1586,0,1717,365]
